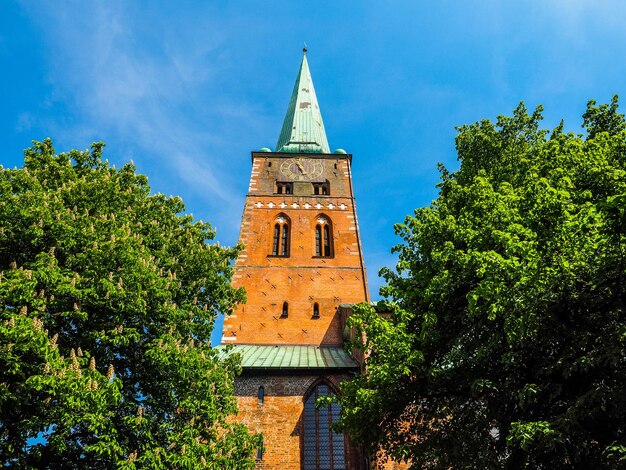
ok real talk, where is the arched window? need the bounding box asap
[313,303,320,318]
[271,214,290,257]
[276,181,292,194]
[312,180,330,195]
[314,215,333,258]
[258,386,265,405]
[281,302,289,318]
[303,382,345,470]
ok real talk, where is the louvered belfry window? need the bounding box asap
[303,383,345,470]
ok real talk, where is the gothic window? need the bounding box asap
[258,386,265,405]
[314,215,333,258]
[281,301,289,318]
[312,180,330,195]
[303,383,345,470]
[313,303,320,318]
[276,181,293,194]
[271,214,290,257]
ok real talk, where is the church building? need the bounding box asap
[221,48,370,469]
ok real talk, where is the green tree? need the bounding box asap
[0,139,260,468]
[339,99,626,469]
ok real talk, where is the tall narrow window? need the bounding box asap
[323,225,331,257]
[258,386,265,405]
[270,214,290,257]
[313,303,320,318]
[281,225,289,256]
[281,302,289,318]
[315,225,322,257]
[314,216,333,258]
[303,383,345,470]
[256,438,264,461]
[272,224,280,255]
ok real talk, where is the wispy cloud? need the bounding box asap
[17,1,263,212]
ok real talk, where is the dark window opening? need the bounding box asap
[313,303,320,318]
[276,182,293,195]
[258,386,265,405]
[315,225,322,257]
[323,225,331,256]
[314,217,333,258]
[272,224,280,256]
[256,442,263,461]
[271,216,290,257]
[268,161,272,167]
[281,225,289,256]
[303,383,345,470]
[281,302,289,318]
[312,181,330,195]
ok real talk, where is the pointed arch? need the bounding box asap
[270,213,291,257]
[302,379,345,469]
[313,302,320,318]
[281,301,289,318]
[313,214,333,258]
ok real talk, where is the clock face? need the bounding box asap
[279,158,324,181]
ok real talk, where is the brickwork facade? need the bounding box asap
[222,51,372,469]
[222,153,369,346]
[234,374,363,469]
[223,151,370,469]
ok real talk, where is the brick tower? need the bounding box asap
[222,48,368,469]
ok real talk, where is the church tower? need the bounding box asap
[222,49,368,470]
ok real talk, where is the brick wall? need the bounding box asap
[224,151,374,468]
[234,373,364,469]
[222,153,369,346]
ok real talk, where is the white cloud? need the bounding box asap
[16,1,260,209]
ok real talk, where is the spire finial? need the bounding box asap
[303,43,307,55]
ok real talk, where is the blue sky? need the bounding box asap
[2,1,626,344]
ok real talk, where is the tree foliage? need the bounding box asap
[0,139,260,468]
[339,98,626,469]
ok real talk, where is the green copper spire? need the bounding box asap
[276,47,330,154]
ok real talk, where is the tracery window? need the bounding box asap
[271,214,290,257]
[303,383,345,470]
[314,215,333,257]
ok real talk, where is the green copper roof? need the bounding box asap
[275,48,331,154]
[217,344,358,370]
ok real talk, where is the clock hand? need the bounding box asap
[296,161,308,174]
